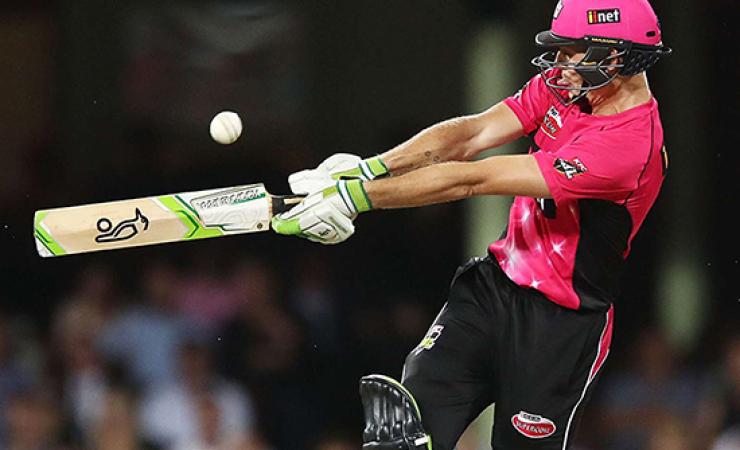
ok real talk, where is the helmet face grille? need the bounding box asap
[532,35,671,79]
[531,45,626,105]
[530,39,671,105]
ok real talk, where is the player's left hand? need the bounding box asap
[271,179,372,244]
[289,153,388,195]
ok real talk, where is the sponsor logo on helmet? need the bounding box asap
[511,411,556,439]
[553,0,564,19]
[554,157,587,179]
[541,106,563,139]
[585,36,623,45]
[587,8,621,25]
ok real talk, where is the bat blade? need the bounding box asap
[34,183,294,257]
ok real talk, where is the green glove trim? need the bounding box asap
[333,156,389,181]
[332,167,364,180]
[342,179,372,212]
[271,216,302,235]
[363,156,389,178]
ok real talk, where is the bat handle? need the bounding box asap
[272,194,305,215]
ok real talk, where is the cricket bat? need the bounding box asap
[34,183,303,257]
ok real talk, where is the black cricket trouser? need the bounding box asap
[402,255,614,450]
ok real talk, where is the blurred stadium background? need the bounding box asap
[0,1,738,449]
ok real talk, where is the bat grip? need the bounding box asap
[272,195,305,215]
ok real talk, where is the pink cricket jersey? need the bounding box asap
[490,71,667,311]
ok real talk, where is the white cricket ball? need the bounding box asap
[209,111,242,145]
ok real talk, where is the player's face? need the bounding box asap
[555,46,587,92]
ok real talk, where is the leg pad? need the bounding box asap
[360,374,432,450]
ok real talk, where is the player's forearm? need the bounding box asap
[379,117,478,175]
[378,103,524,175]
[365,162,475,208]
[364,155,549,209]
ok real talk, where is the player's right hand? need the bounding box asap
[271,179,372,245]
[289,153,388,195]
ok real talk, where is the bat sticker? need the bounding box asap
[95,208,150,243]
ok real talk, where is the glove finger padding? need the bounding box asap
[302,202,355,244]
[288,168,334,195]
[289,153,364,195]
[319,153,363,173]
[273,200,355,245]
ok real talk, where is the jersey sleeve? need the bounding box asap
[533,130,648,205]
[503,73,552,134]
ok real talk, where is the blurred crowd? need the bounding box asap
[0,254,431,450]
[0,256,738,450]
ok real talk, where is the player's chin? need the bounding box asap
[567,88,584,99]
[555,79,582,97]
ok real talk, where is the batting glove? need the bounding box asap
[289,153,388,195]
[271,179,372,245]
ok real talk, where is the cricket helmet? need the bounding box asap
[531,0,672,104]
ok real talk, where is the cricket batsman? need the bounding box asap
[273,0,671,448]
